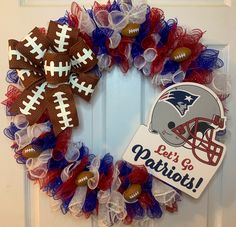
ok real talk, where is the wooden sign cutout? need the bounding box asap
[123,82,226,198]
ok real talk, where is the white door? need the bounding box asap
[0,0,235,227]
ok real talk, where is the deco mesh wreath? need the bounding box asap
[2,0,229,226]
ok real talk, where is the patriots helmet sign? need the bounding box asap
[123,82,227,198]
[149,83,226,166]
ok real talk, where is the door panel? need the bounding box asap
[0,1,235,227]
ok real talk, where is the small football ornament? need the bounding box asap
[22,144,42,158]
[75,171,94,187]
[170,47,192,62]
[121,23,140,38]
[123,184,142,202]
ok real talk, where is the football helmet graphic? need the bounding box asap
[149,83,226,166]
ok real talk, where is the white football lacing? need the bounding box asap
[175,53,186,61]
[128,28,139,34]
[54,24,72,52]
[19,81,47,115]
[17,69,41,81]
[24,32,47,60]
[44,60,71,77]
[71,48,94,68]
[53,91,74,130]
[69,74,94,96]
[77,176,89,184]
[8,46,38,68]
[129,191,139,199]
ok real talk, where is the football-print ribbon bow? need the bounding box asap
[8,21,99,136]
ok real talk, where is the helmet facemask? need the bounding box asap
[172,115,225,166]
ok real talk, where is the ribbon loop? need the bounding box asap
[8,39,41,72]
[79,11,96,36]
[45,84,79,136]
[109,11,128,31]
[17,69,43,88]
[65,142,81,162]
[12,114,28,129]
[43,52,72,84]
[17,27,50,66]
[87,156,100,189]
[152,179,179,207]
[94,10,110,28]
[26,149,52,179]
[69,73,99,102]
[128,2,148,24]
[70,37,98,73]
[97,54,112,71]
[69,186,87,217]
[10,80,47,125]
[47,20,79,53]
[15,121,51,148]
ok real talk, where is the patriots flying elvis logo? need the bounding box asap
[160,89,199,117]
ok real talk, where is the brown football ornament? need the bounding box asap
[22,144,42,158]
[121,23,140,38]
[75,171,94,187]
[123,184,142,203]
[170,47,192,62]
